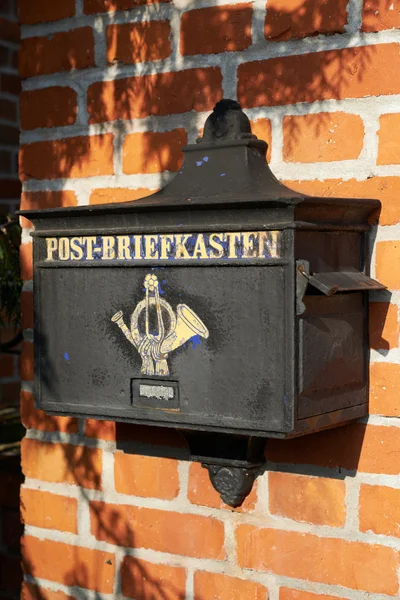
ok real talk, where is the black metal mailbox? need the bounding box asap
[20,100,384,506]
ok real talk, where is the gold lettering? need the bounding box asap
[225,232,241,258]
[46,237,58,261]
[132,235,142,260]
[242,232,256,258]
[117,235,131,260]
[192,233,208,259]
[209,233,224,258]
[70,237,84,260]
[144,235,159,259]
[160,234,174,259]
[175,234,191,259]
[102,236,115,260]
[58,237,70,261]
[265,231,280,258]
[85,236,98,260]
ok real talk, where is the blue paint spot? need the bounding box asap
[158,283,165,295]
[162,280,166,284]
[64,352,70,361]
[191,335,201,349]
[220,173,226,177]
[283,395,287,405]
[203,156,209,162]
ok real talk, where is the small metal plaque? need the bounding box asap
[131,378,180,411]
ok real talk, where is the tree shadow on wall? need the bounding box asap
[20,383,191,599]
[18,0,392,597]
[18,0,394,188]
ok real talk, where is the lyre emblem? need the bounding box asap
[111,274,209,376]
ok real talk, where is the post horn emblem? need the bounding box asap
[111,274,209,376]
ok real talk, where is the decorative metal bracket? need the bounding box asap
[202,462,261,508]
[183,431,265,507]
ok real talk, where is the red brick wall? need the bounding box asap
[0,0,20,407]
[19,0,400,598]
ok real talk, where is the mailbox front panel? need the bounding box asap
[34,229,293,435]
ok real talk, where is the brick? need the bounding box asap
[378,113,400,165]
[20,87,77,130]
[90,501,225,558]
[87,68,222,123]
[359,484,400,537]
[19,0,75,24]
[115,452,179,499]
[20,28,95,78]
[20,134,114,180]
[0,325,19,346]
[0,44,9,66]
[0,17,19,41]
[283,177,400,226]
[280,589,346,600]
[0,149,11,172]
[283,113,364,162]
[265,0,347,42]
[0,178,20,199]
[85,0,170,13]
[0,98,17,122]
[0,551,22,592]
[236,526,398,594]
[194,571,267,600]
[22,536,114,593]
[266,423,400,474]
[188,462,257,512]
[0,124,19,144]
[370,362,400,416]
[0,381,20,404]
[21,438,102,489]
[123,129,186,175]
[22,582,76,600]
[20,190,76,227]
[0,463,22,509]
[21,390,78,433]
[10,47,18,69]
[21,488,78,533]
[376,241,400,289]
[85,418,116,440]
[121,557,186,600]
[89,187,154,205]
[180,4,252,56]
[0,73,20,95]
[268,472,346,527]
[107,21,171,65]
[20,341,33,380]
[0,354,13,377]
[362,0,400,32]
[20,243,32,280]
[21,190,78,212]
[250,118,272,162]
[238,44,400,108]
[369,302,398,350]
[1,506,23,549]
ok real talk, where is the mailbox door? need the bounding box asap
[34,228,294,436]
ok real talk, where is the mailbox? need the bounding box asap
[20,100,384,506]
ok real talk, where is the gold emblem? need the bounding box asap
[111,274,209,376]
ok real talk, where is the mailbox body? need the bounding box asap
[23,138,381,439]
